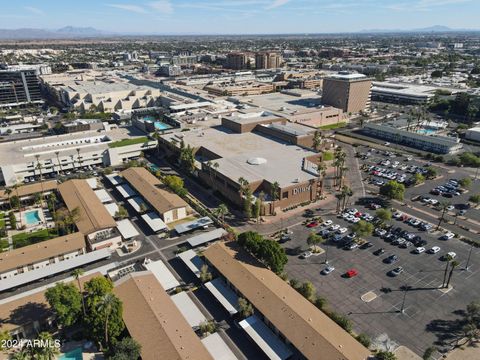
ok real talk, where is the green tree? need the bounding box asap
[424,167,438,180]
[257,239,288,274]
[312,130,323,151]
[356,333,371,348]
[214,203,229,223]
[253,198,261,223]
[163,175,185,193]
[114,205,128,219]
[45,283,82,327]
[376,209,392,223]
[351,220,374,237]
[422,346,436,360]
[413,173,425,185]
[96,293,124,349]
[238,297,254,319]
[110,337,141,360]
[307,232,323,253]
[72,268,86,317]
[469,194,480,204]
[270,181,280,215]
[30,332,59,360]
[10,348,29,360]
[380,181,405,201]
[375,351,397,360]
[459,177,472,188]
[199,320,217,336]
[297,281,316,302]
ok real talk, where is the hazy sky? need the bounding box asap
[0,0,478,34]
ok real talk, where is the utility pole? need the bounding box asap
[400,285,412,314]
[464,245,474,271]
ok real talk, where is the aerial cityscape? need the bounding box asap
[0,1,480,360]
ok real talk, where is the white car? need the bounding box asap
[346,214,356,222]
[447,205,455,211]
[393,212,403,219]
[321,266,335,275]
[323,220,333,226]
[429,246,441,254]
[440,232,455,240]
[414,247,426,254]
[444,251,457,259]
[430,199,439,205]
[342,213,350,220]
[351,217,361,224]
[330,224,340,231]
[300,251,313,259]
[375,228,387,236]
[337,227,348,234]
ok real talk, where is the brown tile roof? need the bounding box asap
[204,242,371,360]
[0,180,58,200]
[114,272,213,360]
[58,179,116,235]
[0,272,100,332]
[0,232,85,274]
[121,167,188,215]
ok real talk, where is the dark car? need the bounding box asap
[385,254,398,264]
[360,242,374,249]
[373,248,385,256]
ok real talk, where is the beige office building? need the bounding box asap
[322,72,372,114]
[225,52,249,70]
[255,52,282,69]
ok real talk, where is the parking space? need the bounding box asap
[279,203,480,356]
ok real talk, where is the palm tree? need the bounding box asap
[445,260,459,288]
[214,203,229,223]
[341,186,353,211]
[72,268,86,317]
[335,192,345,213]
[317,160,327,197]
[312,130,323,151]
[76,148,83,170]
[55,151,62,175]
[11,348,29,360]
[67,206,81,233]
[97,293,118,348]
[33,332,59,360]
[436,201,451,231]
[4,188,12,210]
[270,181,280,215]
[35,155,45,206]
[338,165,349,189]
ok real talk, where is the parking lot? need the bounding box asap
[279,201,480,356]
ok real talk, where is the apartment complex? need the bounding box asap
[363,123,463,154]
[255,52,282,69]
[225,52,249,70]
[322,72,372,113]
[0,68,43,108]
[204,242,371,360]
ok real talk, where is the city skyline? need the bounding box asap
[0,0,479,35]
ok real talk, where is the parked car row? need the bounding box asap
[392,212,433,231]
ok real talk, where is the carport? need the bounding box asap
[187,228,227,248]
[143,259,180,291]
[170,291,207,328]
[127,196,149,213]
[105,173,124,186]
[174,217,213,234]
[116,183,136,199]
[204,278,239,315]
[201,333,238,360]
[116,219,139,240]
[141,212,168,233]
[177,249,204,278]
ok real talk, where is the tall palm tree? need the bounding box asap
[76,148,83,170]
[214,203,229,223]
[11,348,29,360]
[35,157,45,207]
[335,192,345,213]
[97,293,118,348]
[72,268,86,317]
[55,151,62,175]
[4,188,12,210]
[317,160,327,197]
[341,186,353,211]
[338,165,349,189]
[270,181,280,215]
[436,201,451,231]
[33,332,59,360]
[258,191,265,221]
[445,260,459,288]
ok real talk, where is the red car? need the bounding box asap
[345,269,359,278]
[306,221,318,228]
[354,212,363,218]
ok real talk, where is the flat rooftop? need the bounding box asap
[163,127,317,187]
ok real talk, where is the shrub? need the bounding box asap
[329,311,353,333]
[356,333,371,348]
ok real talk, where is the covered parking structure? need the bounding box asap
[116,219,139,240]
[116,183,137,199]
[174,217,213,235]
[170,291,207,328]
[141,212,168,233]
[187,228,227,248]
[143,259,180,291]
[201,333,238,360]
[127,196,149,213]
[105,173,124,186]
[177,249,205,278]
[204,278,238,316]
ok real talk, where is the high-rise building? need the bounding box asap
[321,72,372,114]
[226,52,249,70]
[0,69,43,108]
[255,52,282,69]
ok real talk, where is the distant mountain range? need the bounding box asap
[360,25,478,34]
[0,26,112,40]
[0,25,478,40]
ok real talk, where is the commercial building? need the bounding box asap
[57,118,104,134]
[363,123,463,154]
[160,114,320,215]
[121,167,189,224]
[58,179,121,250]
[204,81,274,96]
[255,52,282,69]
[465,127,480,142]
[114,272,213,360]
[204,242,371,360]
[322,72,372,113]
[371,82,438,104]
[0,232,85,280]
[0,68,43,108]
[0,127,155,186]
[226,52,249,70]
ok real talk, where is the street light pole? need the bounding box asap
[400,285,411,314]
[465,245,473,271]
[324,246,329,265]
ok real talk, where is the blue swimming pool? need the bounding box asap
[24,210,41,225]
[154,121,171,131]
[59,347,83,360]
[417,129,437,135]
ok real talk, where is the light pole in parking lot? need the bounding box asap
[400,285,412,314]
[464,245,473,271]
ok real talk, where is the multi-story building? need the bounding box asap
[225,52,249,70]
[363,123,463,154]
[158,64,182,77]
[255,51,282,69]
[322,72,372,114]
[0,68,43,108]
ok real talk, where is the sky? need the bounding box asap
[0,0,478,35]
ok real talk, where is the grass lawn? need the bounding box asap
[12,228,58,249]
[322,151,334,161]
[0,213,4,229]
[319,122,347,130]
[108,137,149,148]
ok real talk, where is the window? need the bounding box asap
[282,191,288,199]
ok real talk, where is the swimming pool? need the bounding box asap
[24,210,41,225]
[417,129,437,135]
[59,347,83,360]
[154,121,171,131]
